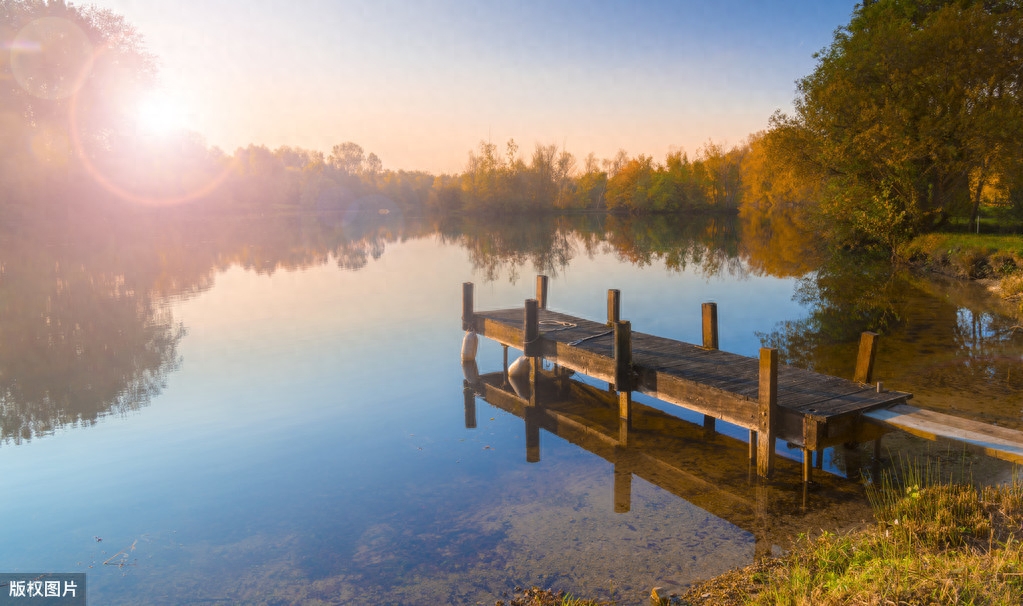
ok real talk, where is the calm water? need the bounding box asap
[1,210,1020,604]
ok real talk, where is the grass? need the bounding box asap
[496,587,613,606]
[901,232,1023,279]
[509,458,1023,606]
[735,459,1023,606]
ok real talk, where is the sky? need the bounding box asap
[100,0,858,174]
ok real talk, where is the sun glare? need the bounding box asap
[136,93,187,137]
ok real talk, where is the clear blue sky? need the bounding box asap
[103,0,857,173]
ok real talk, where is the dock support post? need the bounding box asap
[614,320,633,437]
[536,275,549,309]
[523,299,541,357]
[749,431,758,466]
[702,302,719,350]
[463,381,477,429]
[614,320,632,390]
[502,345,509,385]
[462,282,474,331]
[802,419,820,484]
[757,348,778,479]
[854,331,879,384]
[525,408,541,463]
[607,289,620,326]
[613,462,632,513]
[702,302,719,432]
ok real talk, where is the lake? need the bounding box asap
[1,209,1020,604]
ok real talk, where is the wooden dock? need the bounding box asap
[462,367,874,557]
[462,276,913,481]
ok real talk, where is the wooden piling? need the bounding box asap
[613,464,632,513]
[618,413,630,446]
[757,348,778,478]
[702,303,719,432]
[802,418,820,484]
[502,345,509,385]
[462,282,474,331]
[536,275,549,309]
[619,392,632,426]
[854,331,879,384]
[614,319,633,433]
[702,302,719,350]
[523,299,541,357]
[614,320,632,391]
[463,382,477,429]
[607,289,620,326]
[525,409,540,463]
[528,357,540,408]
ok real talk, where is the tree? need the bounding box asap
[778,0,1023,247]
[0,0,157,196]
[605,155,654,212]
[329,141,365,176]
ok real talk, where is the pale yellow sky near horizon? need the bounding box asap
[100,0,857,174]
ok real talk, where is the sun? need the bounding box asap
[135,92,187,137]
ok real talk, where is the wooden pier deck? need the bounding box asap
[462,276,913,480]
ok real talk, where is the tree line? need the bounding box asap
[3,0,1022,255]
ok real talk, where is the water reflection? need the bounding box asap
[0,209,430,446]
[4,207,1022,448]
[2,206,1022,603]
[0,232,183,444]
[463,364,873,559]
[442,213,757,283]
[759,254,1023,427]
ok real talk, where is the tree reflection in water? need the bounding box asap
[0,207,432,445]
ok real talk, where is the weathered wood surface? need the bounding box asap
[471,307,912,434]
[864,404,1023,464]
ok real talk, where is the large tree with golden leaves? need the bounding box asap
[776,0,1023,248]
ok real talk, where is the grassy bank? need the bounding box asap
[501,465,1023,606]
[672,464,1023,605]
[901,233,1023,306]
[902,233,1023,279]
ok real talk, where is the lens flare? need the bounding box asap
[67,45,232,207]
[11,17,93,100]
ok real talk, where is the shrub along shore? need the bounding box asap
[901,232,1023,314]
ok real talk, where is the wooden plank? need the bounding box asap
[478,316,524,350]
[637,368,758,430]
[864,404,1023,464]
[473,306,912,423]
[543,341,616,382]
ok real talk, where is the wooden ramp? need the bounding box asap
[865,404,1023,465]
[462,277,912,480]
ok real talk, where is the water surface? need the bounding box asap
[1,210,1019,604]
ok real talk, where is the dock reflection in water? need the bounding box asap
[462,362,874,559]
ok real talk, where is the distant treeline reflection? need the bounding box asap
[4,207,1020,445]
